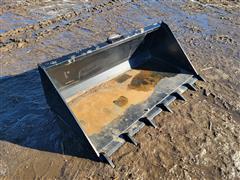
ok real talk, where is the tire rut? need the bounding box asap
[0,0,138,52]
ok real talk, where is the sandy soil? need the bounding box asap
[0,0,240,179]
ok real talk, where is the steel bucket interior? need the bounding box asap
[38,22,202,166]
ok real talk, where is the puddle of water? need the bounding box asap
[0,12,37,34]
[187,13,212,35]
[29,1,92,20]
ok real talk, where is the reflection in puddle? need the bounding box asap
[0,12,37,34]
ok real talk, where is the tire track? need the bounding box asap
[0,0,138,52]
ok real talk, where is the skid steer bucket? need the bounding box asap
[38,22,204,167]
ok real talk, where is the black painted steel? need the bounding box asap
[38,22,204,167]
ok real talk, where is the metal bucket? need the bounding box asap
[38,22,204,167]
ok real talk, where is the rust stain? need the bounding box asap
[115,74,132,83]
[67,69,162,136]
[113,96,128,107]
[128,71,163,91]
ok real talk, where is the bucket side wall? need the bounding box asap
[38,66,99,158]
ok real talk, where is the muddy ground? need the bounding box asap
[0,0,240,179]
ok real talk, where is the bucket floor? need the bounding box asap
[68,70,157,136]
[67,59,177,137]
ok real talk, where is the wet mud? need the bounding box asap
[0,0,240,179]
